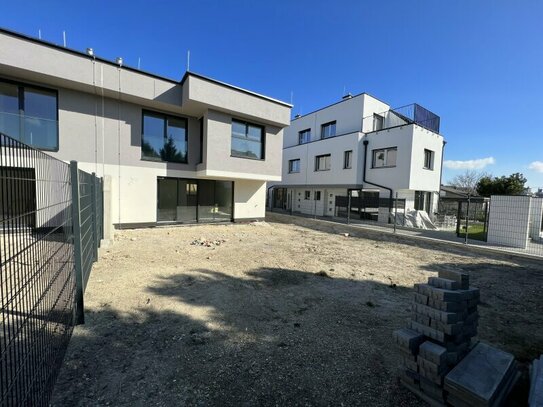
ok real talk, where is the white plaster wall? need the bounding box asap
[487,195,531,249]
[281,133,362,187]
[234,180,267,220]
[408,126,444,192]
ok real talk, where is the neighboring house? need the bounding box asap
[0,27,291,227]
[270,93,445,222]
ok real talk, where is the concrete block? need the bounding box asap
[444,342,517,406]
[529,356,543,407]
[414,292,429,305]
[393,328,425,355]
[409,320,444,342]
[412,312,431,326]
[413,303,467,324]
[430,319,465,336]
[420,366,447,385]
[428,298,468,312]
[419,341,447,366]
[437,269,469,290]
[420,378,446,402]
[402,356,419,372]
[418,356,448,375]
[400,379,447,407]
[428,277,461,290]
[416,284,480,302]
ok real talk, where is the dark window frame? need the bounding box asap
[298,128,311,144]
[315,153,331,171]
[230,118,265,160]
[288,158,301,173]
[304,190,311,200]
[320,121,336,139]
[0,77,59,151]
[314,191,321,201]
[424,149,434,170]
[372,147,397,168]
[344,150,353,169]
[141,109,189,164]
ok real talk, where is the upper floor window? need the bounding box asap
[288,159,300,173]
[344,150,353,169]
[299,129,311,144]
[304,190,311,200]
[372,147,397,168]
[315,154,331,171]
[231,119,265,160]
[0,79,58,151]
[142,111,188,163]
[373,114,384,131]
[424,149,434,170]
[321,121,336,139]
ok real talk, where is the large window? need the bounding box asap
[299,129,311,144]
[0,79,58,150]
[315,154,331,171]
[372,147,397,168]
[288,159,300,173]
[424,149,434,170]
[344,150,352,169]
[321,121,336,139]
[142,111,188,163]
[231,119,264,159]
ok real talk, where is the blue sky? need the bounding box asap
[2,0,542,189]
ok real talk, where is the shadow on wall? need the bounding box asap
[51,267,422,406]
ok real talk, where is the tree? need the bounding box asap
[476,172,528,197]
[449,170,490,194]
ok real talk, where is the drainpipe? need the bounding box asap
[267,185,274,211]
[362,139,393,223]
[438,140,447,199]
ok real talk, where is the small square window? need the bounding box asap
[315,154,331,171]
[289,159,301,173]
[299,129,311,144]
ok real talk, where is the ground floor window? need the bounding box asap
[414,191,431,212]
[157,178,233,223]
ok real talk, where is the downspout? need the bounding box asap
[267,185,274,211]
[362,139,393,223]
[438,140,447,196]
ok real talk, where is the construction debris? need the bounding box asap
[190,237,226,247]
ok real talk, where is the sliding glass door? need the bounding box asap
[157,178,232,223]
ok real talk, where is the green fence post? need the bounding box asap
[91,173,98,261]
[70,161,85,325]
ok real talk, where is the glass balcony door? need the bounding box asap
[157,178,198,223]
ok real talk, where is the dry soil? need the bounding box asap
[51,215,543,406]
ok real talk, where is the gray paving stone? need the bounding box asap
[414,292,429,305]
[393,328,425,354]
[419,341,447,366]
[444,342,516,406]
[529,356,543,407]
[428,276,461,290]
[438,269,469,290]
[428,298,468,312]
[412,303,467,324]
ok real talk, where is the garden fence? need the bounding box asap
[0,133,103,406]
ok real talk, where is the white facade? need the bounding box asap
[0,28,291,227]
[272,93,445,222]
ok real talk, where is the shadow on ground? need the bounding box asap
[52,267,421,406]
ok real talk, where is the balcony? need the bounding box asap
[363,103,440,134]
[0,111,58,151]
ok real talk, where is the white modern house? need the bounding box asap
[0,27,291,228]
[270,92,445,223]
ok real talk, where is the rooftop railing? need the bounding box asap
[362,103,440,134]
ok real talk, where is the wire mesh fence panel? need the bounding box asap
[0,133,75,406]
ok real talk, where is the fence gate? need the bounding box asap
[0,133,104,405]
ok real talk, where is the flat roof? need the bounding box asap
[0,26,292,108]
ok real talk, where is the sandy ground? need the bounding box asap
[51,214,543,406]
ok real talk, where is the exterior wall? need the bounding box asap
[287,187,346,217]
[234,180,267,220]
[198,109,282,181]
[281,132,362,187]
[408,126,444,192]
[487,195,531,249]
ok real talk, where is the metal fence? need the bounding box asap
[0,133,103,405]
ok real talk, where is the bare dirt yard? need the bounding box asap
[52,214,543,406]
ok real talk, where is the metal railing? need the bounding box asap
[0,133,103,405]
[362,103,441,134]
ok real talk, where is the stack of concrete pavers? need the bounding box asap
[393,269,480,405]
[444,342,519,406]
[530,355,543,406]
